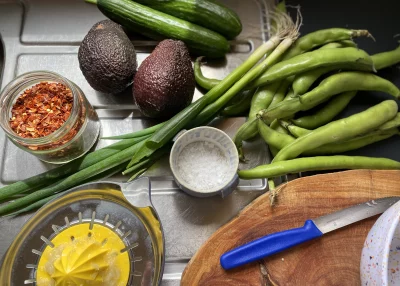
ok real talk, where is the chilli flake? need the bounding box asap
[9,82,73,138]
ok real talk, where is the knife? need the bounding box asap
[220,196,400,270]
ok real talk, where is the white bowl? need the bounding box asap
[360,200,400,285]
[170,126,239,198]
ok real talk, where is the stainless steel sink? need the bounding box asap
[0,38,3,83]
[0,0,273,284]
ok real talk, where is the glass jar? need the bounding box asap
[0,71,100,164]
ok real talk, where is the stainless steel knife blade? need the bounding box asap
[313,196,400,234]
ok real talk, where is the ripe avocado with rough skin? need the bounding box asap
[133,39,195,119]
[78,20,137,94]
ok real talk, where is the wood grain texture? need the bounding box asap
[181,170,400,286]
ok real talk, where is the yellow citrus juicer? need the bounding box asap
[0,177,164,286]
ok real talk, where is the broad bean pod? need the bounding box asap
[248,83,280,121]
[238,155,400,179]
[272,100,398,162]
[291,47,400,129]
[251,47,375,88]
[290,113,400,137]
[281,28,371,60]
[292,41,356,95]
[291,91,357,129]
[379,113,400,131]
[261,72,400,122]
[221,89,255,116]
[260,119,398,156]
[233,84,281,156]
[258,119,294,150]
[371,45,400,70]
[307,129,399,156]
[269,79,291,108]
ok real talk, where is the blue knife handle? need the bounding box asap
[220,220,323,270]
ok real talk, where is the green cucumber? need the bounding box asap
[132,0,242,39]
[96,0,230,58]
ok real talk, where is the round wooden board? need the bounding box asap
[181,170,400,285]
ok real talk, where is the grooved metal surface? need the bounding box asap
[0,0,271,284]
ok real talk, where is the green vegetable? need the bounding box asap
[379,113,400,131]
[292,42,396,96]
[132,0,242,39]
[250,47,375,88]
[238,155,400,179]
[288,113,400,137]
[292,91,357,129]
[249,83,281,120]
[235,80,292,154]
[293,66,335,96]
[256,28,367,166]
[231,8,298,151]
[320,40,357,48]
[5,163,124,216]
[102,123,163,140]
[258,119,294,150]
[194,57,255,117]
[234,119,258,160]
[94,0,230,58]
[0,135,149,201]
[270,118,290,135]
[268,119,292,158]
[0,140,147,215]
[307,129,399,156]
[260,119,399,155]
[270,46,400,130]
[269,79,291,108]
[233,83,282,156]
[123,144,171,178]
[221,89,255,116]
[371,45,400,70]
[261,72,400,122]
[0,161,127,216]
[281,28,372,60]
[223,35,301,156]
[193,36,299,127]
[272,100,398,162]
[283,88,295,101]
[194,57,221,90]
[237,28,370,162]
[278,120,310,138]
[2,194,59,217]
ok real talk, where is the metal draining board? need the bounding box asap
[0,0,275,284]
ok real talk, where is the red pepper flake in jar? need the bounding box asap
[9,82,73,138]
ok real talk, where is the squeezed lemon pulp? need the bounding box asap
[36,223,130,286]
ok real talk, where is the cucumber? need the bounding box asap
[97,0,230,58]
[133,0,242,39]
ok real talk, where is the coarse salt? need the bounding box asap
[176,141,232,192]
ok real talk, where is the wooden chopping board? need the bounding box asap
[181,170,400,286]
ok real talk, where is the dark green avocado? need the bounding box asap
[78,20,137,94]
[133,39,195,119]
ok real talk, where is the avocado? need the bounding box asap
[78,20,137,94]
[133,39,195,119]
